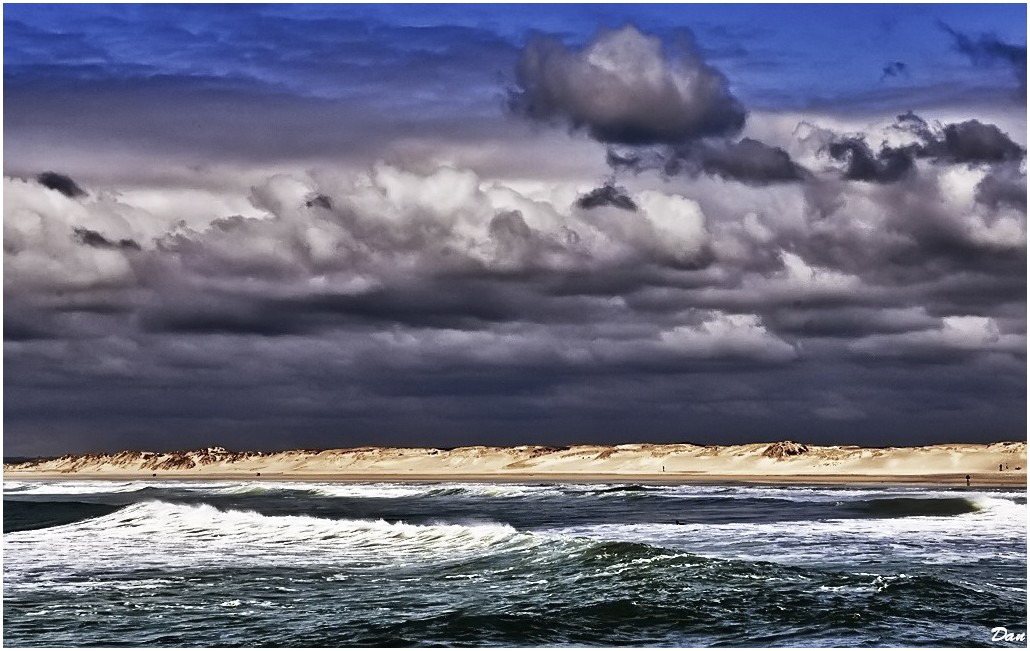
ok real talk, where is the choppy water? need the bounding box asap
[3,480,1027,647]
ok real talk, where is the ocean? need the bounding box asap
[3,480,1026,647]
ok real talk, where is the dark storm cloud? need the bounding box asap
[822,114,1024,186]
[576,184,638,211]
[305,194,333,210]
[257,283,540,332]
[510,25,746,145]
[5,326,1024,455]
[138,295,308,337]
[4,157,1026,454]
[895,112,1026,164]
[607,138,804,185]
[618,114,1023,190]
[763,306,940,340]
[939,22,1027,87]
[826,137,914,183]
[72,227,142,251]
[975,162,1027,211]
[605,149,642,170]
[930,120,1025,163]
[36,171,87,198]
[893,110,935,141]
[691,139,804,184]
[3,308,58,342]
[791,175,1026,287]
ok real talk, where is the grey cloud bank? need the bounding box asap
[3,20,1026,455]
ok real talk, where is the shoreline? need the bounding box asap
[4,471,1026,488]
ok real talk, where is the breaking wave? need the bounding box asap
[4,500,544,570]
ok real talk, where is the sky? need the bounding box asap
[3,3,1027,455]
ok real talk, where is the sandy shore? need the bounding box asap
[4,441,1026,487]
[4,472,1026,487]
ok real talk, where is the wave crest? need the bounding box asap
[8,500,531,558]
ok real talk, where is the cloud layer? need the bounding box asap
[5,114,1025,452]
[3,12,1026,454]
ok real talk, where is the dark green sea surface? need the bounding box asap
[3,480,1026,647]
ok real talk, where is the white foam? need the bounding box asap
[5,482,1023,594]
[2,479,566,499]
[545,492,1026,567]
[305,483,445,499]
[2,479,286,495]
[2,480,160,495]
[3,500,540,590]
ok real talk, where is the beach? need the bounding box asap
[5,441,1027,487]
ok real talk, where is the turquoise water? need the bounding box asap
[3,480,1026,646]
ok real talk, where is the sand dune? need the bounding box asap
[4,441,1026,485]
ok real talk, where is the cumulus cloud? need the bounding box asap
[3,177,144,293]
[658,313,797,362]
[10,133,1020,356]
[510,25,746,145]
[510,24,811,188]
[12,160,1007,346]
[4,164,716,331]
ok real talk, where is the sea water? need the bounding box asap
[3,480,1026,646]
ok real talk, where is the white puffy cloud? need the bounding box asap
[659,313,797,362]
[3,177,144,292]
[849,316,1025,358]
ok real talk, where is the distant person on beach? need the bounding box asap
[965,474,971,487]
